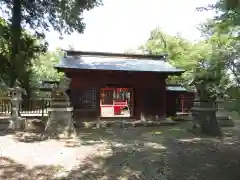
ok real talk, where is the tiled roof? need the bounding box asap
[55,51,184,74]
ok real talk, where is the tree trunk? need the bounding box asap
[10,0,22,117]
[10,0,22,87]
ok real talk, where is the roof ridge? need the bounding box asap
[63,50,167,61]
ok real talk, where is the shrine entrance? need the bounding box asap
[100,87,133,117]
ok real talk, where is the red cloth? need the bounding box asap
[114,106,122,114]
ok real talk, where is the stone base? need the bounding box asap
[217,116,234,127]
[7,117,26,132]
[0,117,10,131]
[43,107,76,139]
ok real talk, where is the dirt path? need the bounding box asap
[0,134,109,179]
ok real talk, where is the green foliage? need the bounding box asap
[192,50,229,100]
[225,86,240,113]
[0,78,7,96]
[139,29,213,89]
[139,26,237,100]
[1,0,101,96]
[215,0,240,33]
[198,1,240,85]
[31,49,64,87]
[194,0,239,111]
[0,18,10,82]
[0,18,47,96]
[198,0,240,36]
[140,0,240,96]
[0,0,102,38]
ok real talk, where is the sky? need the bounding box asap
[46,0,217,53]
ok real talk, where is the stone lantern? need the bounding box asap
[190,82,222,136]
[43,76,76,139]
[8,81,26,130]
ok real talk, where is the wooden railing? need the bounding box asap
[177,97,240,113]
[1,96,239,117]
[0,97,51,116]
[0,97,11,115]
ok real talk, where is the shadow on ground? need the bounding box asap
[1,122,240,180]
[63,122,240,180]
[0,157,64,180]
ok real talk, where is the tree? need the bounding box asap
[0,17,46,94]
[31,49,64,90]
[0,0,102,86]
[139,28,212,88]
[191,47,227,136]
[198,18,240,86]
[225,0,240,9]
[1,17,47,119]
[139,28,236,136]
[198,0,240,115]
[197,0,240,36]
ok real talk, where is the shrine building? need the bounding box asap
[55,50,184,124]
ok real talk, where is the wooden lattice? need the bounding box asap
[78,88,97,109]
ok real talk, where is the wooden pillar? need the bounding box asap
[96,87,101,118]
[161,85,166,120]
[95,86,101,127]
[181,95,184,113]
[133,87,143,120]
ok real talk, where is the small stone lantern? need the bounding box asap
[216,99,234,127]
[8,81,26,130]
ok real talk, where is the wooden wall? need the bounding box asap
[166,91,179,117]
[65,69,167,122]
[166,91,195,117]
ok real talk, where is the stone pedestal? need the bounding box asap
[8,107,26,131]
[44,107,75,139]
[189,99,201,132]
[191,100,222,136]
